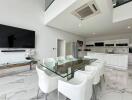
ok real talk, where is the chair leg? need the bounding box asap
[37,87,40,99]
[58,91,70,100]
[4,94,7,100]
[91,93,94,100]
[99,80,102,91]
[45,93,48,100]
[58,91,60,100]
[103,74,105,82]
[93,85,97,100]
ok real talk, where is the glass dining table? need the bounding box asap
[39,58,97,80]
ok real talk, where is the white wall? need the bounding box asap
[0,0,84,63]
[44,0,77,24]
[113,2,132,23]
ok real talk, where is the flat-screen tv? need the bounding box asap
[95,42,104,47]
[0,24,35,48]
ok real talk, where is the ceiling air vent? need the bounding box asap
[72,1,100,20]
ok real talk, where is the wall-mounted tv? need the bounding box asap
[95,42,104,47]
[0,24,35,48]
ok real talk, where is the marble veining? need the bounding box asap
[0,67,132,100]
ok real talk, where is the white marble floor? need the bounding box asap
[99,67,132,100]
[0,67,132,100]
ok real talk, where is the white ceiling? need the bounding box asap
[47,0,132,38]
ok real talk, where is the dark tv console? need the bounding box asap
[1,50,26,52]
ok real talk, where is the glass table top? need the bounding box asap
[39,58,97,79]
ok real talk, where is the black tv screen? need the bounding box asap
[0,24,35,48]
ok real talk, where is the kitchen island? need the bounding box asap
[87,52,128,70]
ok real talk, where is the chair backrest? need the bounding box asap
[44,58,56,70]
[66,55,75,61]
[36,66,52,93]
[75,77,93,100]
[56,56,66,65]
[83,77,93,100]
[73,71,93,100]
[58,56,65,61]
[66,55,73,58]
[91,62,105,76]
[85,65,100,85]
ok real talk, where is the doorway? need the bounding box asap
[57,39,65,57]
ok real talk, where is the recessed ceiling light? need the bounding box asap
[128,26,131,29]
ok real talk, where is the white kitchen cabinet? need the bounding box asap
[105,54,117,66]
[95,53,105,61]
[106,54,128,70]
[87,52,128,70]
[128,54,132,64]
[105,54,113,66]
[87,52,105,61]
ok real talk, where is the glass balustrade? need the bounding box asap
[113,0,132,8]
[45,0,55,11]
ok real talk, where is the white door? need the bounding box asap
[57,39,65,57]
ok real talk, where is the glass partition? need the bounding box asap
[113,0,132,8]
[45,0,55,11]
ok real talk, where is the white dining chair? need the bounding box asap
[56,56,66,60]
[58,71,93,100]
[44,58,56,70]
[91,60,105,82]
[85,65,101,100]
[36,66,62,100]
[66,55,77,61]
[56,56,67,65]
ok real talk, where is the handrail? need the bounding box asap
[113,0,132,8]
